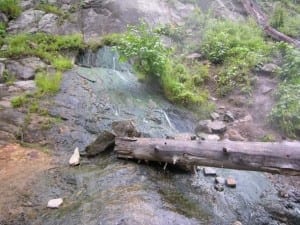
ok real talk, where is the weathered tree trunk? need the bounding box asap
[241,0,300,48]
[115,137,300,175]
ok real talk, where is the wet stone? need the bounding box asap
[215,176,225,185]
[232,221,243,225]
[85,131,115,156]
[208,121,226,134]
[224,111,235,122]
[214,183,224,192]
[226,177,237,188]
[203,167,217,176]
[210,112,220,121]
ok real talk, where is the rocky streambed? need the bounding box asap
[1,47,298,225]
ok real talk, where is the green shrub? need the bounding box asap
[35,71,62,94]
[1,33,83,71]
[269,45,300,137]
[201,19,270,95]
[11,95,28,108]
[114,23,210,108]
[36,3,65,17]
[0,0,21,19]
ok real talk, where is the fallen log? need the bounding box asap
[241,0,300,48]
[114,137,300,175]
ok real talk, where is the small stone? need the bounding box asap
[198,133,221,141]
[215,176,225,184]
[278,190,289,198]
[214,183,224,192]
[232,221,243,225]
[224,111,235,122]
[261,63,280,74]
[47,198,63,208]
[195,120,212,134]
[185,52,202,60]
[207,121,226,134]
[210,112,220,121]
[203,167,217,176]
[69,147,80,166]
[262,87,273,94]
[226,177,237,188]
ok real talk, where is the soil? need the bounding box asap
[0,144,53,224]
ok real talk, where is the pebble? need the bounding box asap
[203,167,217,176]
[232,221,243,225]
[69,147,80,166]
[47,198,63,208]
[215,176,225,184]
[210,112,220,121]
[226,177,237,188]
[214,183,224,192]
[224,111,235,122]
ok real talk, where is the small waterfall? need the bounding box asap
[112,56,116,71]
[161,110,174,129]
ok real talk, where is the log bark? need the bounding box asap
[241,0,300,48]
[115,137,300,175]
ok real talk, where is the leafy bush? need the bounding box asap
[115,23,210,107]
[0,0,21,19]
[269,45,300,137]
[201,19,270,95]
[35,71,62,94]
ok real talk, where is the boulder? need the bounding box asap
[207,121,226,134]
[112,120,141,137]
[261,63,280,74]
[85,131,115,156]
[203,167,217,176]
[7,9,45,34]
[224,111,235,122]
[224,129,246,141]
[69,147,80,166]
[38,13,59,33]
[5,57,46,80]
[215,176,225,185]
[210,112,220,121]
[195,120,212,134]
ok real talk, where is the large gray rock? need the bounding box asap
[261,63,280,74]
[5,57,46,80]
[112,120,141,137]
[38,13,59,33]
[207,121,227,134]
[7,9,45,34]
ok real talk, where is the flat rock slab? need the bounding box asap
[215,176,225,184]
[47,198,63,209]
[203,167,217,176]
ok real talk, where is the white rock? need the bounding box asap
[69,147,80,166]
[47,198,63,208]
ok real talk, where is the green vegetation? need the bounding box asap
[270,3,300,38]
[11,95,29,108]
[35,71,62,94]
[114,23,210,108]
[0,0,21,19]
[270,44,300,137]
[36,2,69,23]
[201,19,270,96]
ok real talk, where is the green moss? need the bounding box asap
[0,0,21,19]
[36,3,65,17]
